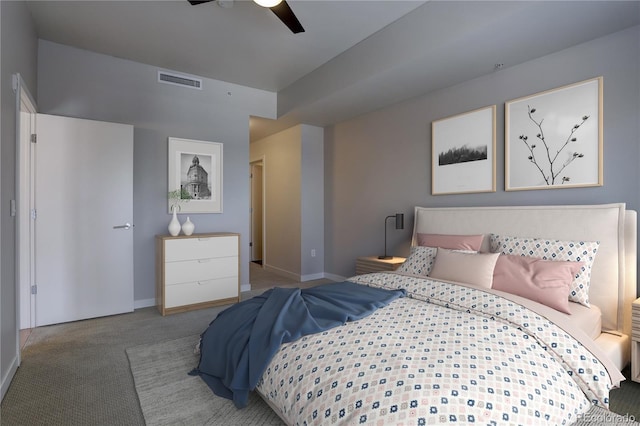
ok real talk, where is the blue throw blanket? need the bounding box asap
[190,281,405,408]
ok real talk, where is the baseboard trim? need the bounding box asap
[258,265,348,284]
[135,273,347,304]
[263,264,300,281]
[134,298,156,309]
[324,273,347,282]
[301,273,325,282]
[1,353,19,401]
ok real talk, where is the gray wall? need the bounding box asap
[325,25,640,297]
[37,40,277,305]
[0,1,38,397]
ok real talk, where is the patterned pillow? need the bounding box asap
[397,246,437,276]
[490,234,599,307]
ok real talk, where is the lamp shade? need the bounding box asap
[395,213,404,230]
[254,0,282,7]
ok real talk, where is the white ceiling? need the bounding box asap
[26,1,640,141]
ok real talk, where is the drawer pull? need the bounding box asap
[198,238,210,241]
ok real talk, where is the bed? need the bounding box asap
[195,203,637,425]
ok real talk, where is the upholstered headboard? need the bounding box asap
[412,204,637,342]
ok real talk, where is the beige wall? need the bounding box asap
[251,124,325,280]
[251,126,302,277]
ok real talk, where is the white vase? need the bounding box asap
[182,217,195,236]
[168,208,181,236]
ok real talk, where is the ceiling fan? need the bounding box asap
[187,0,305,34]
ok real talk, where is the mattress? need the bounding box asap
[569,302,602,341]
[489,288,603,341]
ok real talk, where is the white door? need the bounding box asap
[35,114,134,326]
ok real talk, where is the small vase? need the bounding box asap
[168,208,181,236]
[182,217,195,236]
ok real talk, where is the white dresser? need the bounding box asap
[156,233,240,315]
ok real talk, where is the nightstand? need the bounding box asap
[355,256,406,275]
[632,297,640,383]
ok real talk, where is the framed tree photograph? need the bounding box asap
[431,105,496,195]
[505,77,603,191]
[168,137,223,213]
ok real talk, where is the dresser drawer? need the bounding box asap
[633,304,640,340]
[165,277,238,308]
[165,235,237,262]
[165,257,237,285]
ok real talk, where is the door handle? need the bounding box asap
[113,222,133,230]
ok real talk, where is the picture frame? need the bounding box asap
[431,105,496,195]
[505,77,603,191]
[168,137,223,213]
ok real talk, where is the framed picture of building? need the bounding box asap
[168,137,223,213]
[431,105,496,195]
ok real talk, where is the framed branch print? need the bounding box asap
[505,77,603,191]
[168,137,223,213]
[431,105,496,195]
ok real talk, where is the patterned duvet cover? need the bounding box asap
[255,272,620,426]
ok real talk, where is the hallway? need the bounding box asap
[249,262,333,291]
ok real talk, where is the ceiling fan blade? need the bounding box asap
[270,1,305,34]
[187,0,214,5]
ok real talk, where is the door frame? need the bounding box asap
[15,74,37,331]
[9,74,37,385]
[250,156,266,267]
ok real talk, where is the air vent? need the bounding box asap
[158,71,202,90]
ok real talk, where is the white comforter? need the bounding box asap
[256,272,621,426]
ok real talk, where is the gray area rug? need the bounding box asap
[128,336,638,426]
[126,335,284,426]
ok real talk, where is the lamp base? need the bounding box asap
[378,255,393,259]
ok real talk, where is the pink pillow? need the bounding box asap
[417,233,484,251]
[492,254,584,314]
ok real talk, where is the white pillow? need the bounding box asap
[428,249,500,289]
[396,246,437,276]
[490,234,599,307]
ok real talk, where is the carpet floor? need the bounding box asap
[2,264,639,425]
[126,335,284,425]
[1,265,327,426]
[129,334,639,426]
